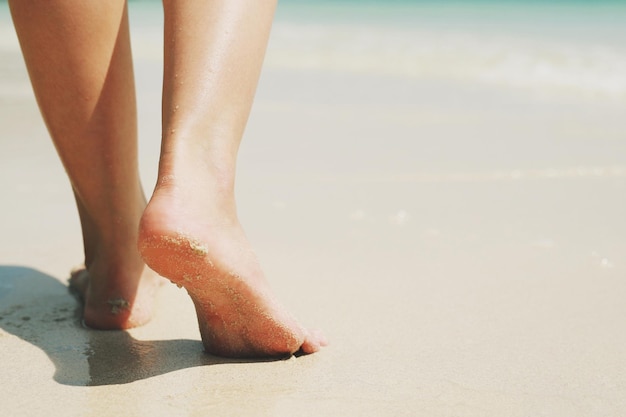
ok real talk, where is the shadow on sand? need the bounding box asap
[0,265,279,386]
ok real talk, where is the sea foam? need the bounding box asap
[266,21,626,99]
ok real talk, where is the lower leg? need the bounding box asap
[139,0,326,357]
[10,0,160,328]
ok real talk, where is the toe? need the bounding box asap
[299,329,328,354]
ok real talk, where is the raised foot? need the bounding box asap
[138,209,326,358]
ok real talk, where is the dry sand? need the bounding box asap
[1,2,626,416]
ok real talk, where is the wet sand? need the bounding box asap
[1,2,626,416]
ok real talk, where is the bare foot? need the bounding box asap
[138,182,327,358]
[68,261,163,330]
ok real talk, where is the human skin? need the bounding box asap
[9,0,161,329]
[10,0,326,357]
[139,0,326,357]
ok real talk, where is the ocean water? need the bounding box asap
[268,0,626,100]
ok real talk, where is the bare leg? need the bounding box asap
[10,0,161,329]
[139,0,326,357]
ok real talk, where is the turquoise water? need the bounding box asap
[275,0,626,40]
[266,0,626,99]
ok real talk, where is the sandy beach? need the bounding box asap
[1,1,626,416]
